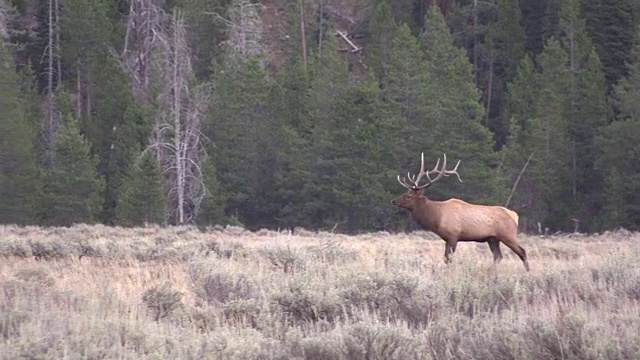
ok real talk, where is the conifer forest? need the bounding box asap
[2,0,640,234]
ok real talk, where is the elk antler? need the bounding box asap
[396,153,463,190]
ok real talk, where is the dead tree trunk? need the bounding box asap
[121,0,164,104]
[121,1,218,224]
[43,0,60,168]
[299,0,307,69]
[153,11,209,225]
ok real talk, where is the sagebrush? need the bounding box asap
[1,224,639,359]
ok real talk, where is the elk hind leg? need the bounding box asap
[503,239,529,271]
[488,237,503,264]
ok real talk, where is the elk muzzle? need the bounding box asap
[391,195,405,208]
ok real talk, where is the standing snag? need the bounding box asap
[392,152,530,271]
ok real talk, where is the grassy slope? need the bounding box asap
[1,224,640,359]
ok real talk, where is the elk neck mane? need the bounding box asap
[411,196,467,230]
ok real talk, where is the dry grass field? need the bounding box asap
[1,224,640,359]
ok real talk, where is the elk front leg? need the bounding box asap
[444,240,457,264]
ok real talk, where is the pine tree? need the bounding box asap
[116,150,165,227]
[102,101,149,223]
[0,41,40,224]
[559,0,610,229]
[365,1,398,83]
[595,26,640,230]
[195,155,225,226]
[209,55,284,228]
[519,0,562,57]
[494,0,526,82]
[420,7,504,205]
[612,26,640,121]
[582,0,634,91]
[379,22,431,174]
[336,74,397,231]
[442,0,526,146]
[504,38,577,231]
[293,34,391,231]
[61,0,149,224]
[503,58,544,223]
[595,120,640,230]
[39,117,104,226]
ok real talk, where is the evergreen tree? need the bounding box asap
[502,56,545,230]
[61,0,149,224]
[208,55,284,229]
[102,101,149,223]
[596,26,640,230]
[282,34,393,231]
[528,38,573,230]
[379,22,431,173]
[519,0,562,57]
[0,42,40,224]
[494,0,526,82]
[116,150,165,227]
[612,26,640,121]
[595,120,640,230]
[582,0,634,91]
[195,154,226,226]
[504,55,539,126]
[445,0,526,146]
[365,1,398,84]
[559,0,610,229]
[420,7,504,205]
[39,117,104,226]
[504,38,576,231]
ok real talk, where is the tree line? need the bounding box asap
[1,0,639,233]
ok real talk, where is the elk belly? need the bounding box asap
[458,213,497,239]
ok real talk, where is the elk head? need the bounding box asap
[391,153,463,210]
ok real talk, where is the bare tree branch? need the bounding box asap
[210,0,265,59]
[505,152,535,208]
[120,1,214,225]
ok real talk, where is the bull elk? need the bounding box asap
[391,153,530,271]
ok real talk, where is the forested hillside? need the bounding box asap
[1,0,639,233]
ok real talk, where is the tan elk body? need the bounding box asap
[392,153,529,271]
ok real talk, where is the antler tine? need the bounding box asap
[427,153,449,184]
[445,159,463,183]
[397,153,463,190]
[425,157,441,182]
[416,153,463,189]
[397,175,414,190]
[412,152,427,187]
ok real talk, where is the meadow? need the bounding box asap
[1,224,639,359]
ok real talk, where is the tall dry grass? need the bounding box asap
[1,224,639,359]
